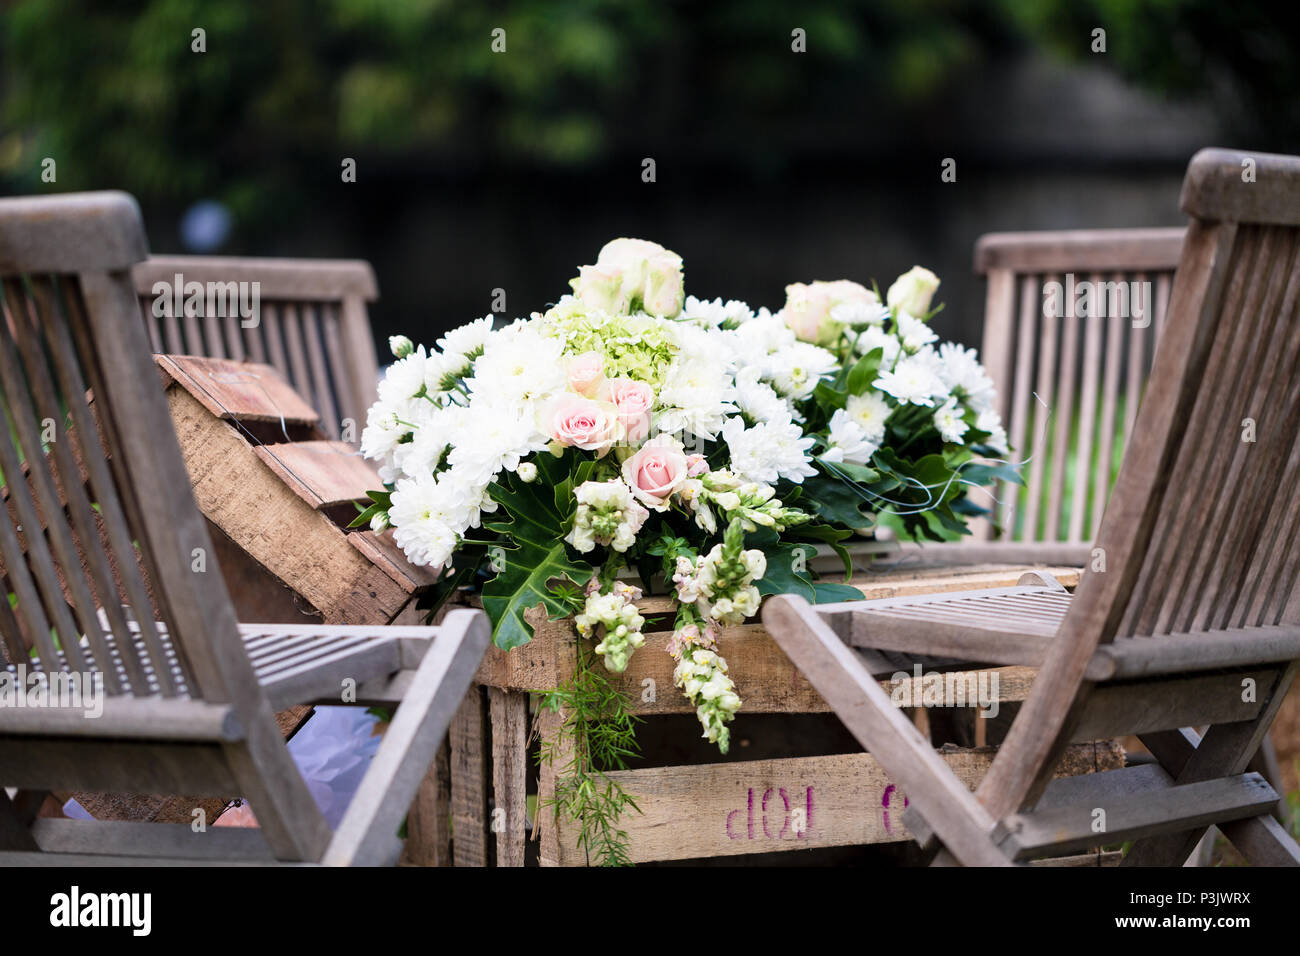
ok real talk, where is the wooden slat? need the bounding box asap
[134,256,377,301]
[449,686,491,866]
[974,227,1186,273]
[1000,275,1039,538]
[489,688,529,867]
[157,354,318,426]
[1069,273,1104,541]
[300,303,340,438]
[253,440,380,510]
[1000,772,1276,860]
[1045,287,1079,541]
[1092,296,1125,538]
[1023,276,1057,540]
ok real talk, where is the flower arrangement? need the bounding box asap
[359,238,1015,754]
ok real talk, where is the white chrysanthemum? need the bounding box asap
[721,415,817,484]
[446,399,550,484]
[727,311,796,369]
[933,396,969,444]
[391,403,464,478]
[679,296,754,328]
[437,314,495,364]
[655,355,738,441]
[937,342,997,412]
[360,394,419,463]
[466,325,566,405]
[831,299,890,326]
[875,352,949,407]
[388,476,464,567]
[823,408,879,465]
[976,408,1010,455]
[844,391,892,443]
[852,324,902,365]
[895,311,938,352]
[733,367,793,423]
[377,348,433,406]
[765,342,838,400]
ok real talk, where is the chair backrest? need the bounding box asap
[0,194,259,707]
[133,255,380,441]
[975,227,1185,542]
[980,149,1300,814]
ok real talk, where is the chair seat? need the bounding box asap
[817,584,1077,676]
[6,617,432,708]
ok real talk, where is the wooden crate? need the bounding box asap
[457,564,1125,866]
[157,353,436,627]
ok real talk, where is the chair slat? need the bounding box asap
[58,279,182,695]
[1069,273,1105,541]
[280,302,314,406]
[1046,291,1079,540]
[999,276,1038,537]
[261,301,291,385]
[1023,274,1057,541]
[0,279,93,673]
[17,277,133,690]
[301,303,340,438]
[1093,292,1125,539]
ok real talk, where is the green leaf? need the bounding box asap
[481,540,593,650]
[960,461,1024,487]
[481,453,595,650]
[846,347,883,395]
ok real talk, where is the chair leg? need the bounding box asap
[762,595,1013,866]
[0,789,40,851]
[1138,726,1300,866]
[1126,662,1299,866]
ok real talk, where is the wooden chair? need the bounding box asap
[0,192,489,865]
[763,148,1300,866]
[892,227,1185,569]
[133,255,380,440]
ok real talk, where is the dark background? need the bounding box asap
[3,0,1296,351]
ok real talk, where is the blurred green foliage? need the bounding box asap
[1,0,1293,221]
[0,0,1015,219]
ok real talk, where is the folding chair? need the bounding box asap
[133,254,381,439]
[0,192,488,865]
[764,148,1300,866]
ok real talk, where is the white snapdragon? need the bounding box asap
[576,580,646,673]
[566,480,649,553]
[673,645,742,751]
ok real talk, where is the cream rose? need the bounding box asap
[621,435,689,510]
[783,279,877,346]
[546,395,622,457]
[886,266,940,317]
[566,352,606,397]
[600,377,655,442]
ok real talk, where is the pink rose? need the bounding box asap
[621,435,688,510]
[600,378,655,442]
[547,395,621,457]
[567,352,605,397]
